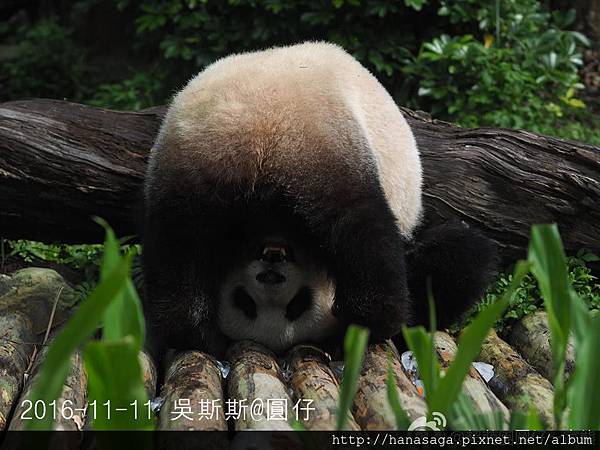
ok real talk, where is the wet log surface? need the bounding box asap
[504,311,575,382]
[285,345,359,430]
[139,350,158,400]
[0,311,35,430]
[353,342,427,429]
[0,268,77,336]
[158,351,226,431]
[479,329,555,428]
[1,100,599,267]
[434,331,509,422]
[9,349,87,431]
[226,341,293,431]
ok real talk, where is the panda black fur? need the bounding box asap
[142,42,497,358]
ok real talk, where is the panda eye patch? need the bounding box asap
[286,287,312,321]
[232,287,257,320]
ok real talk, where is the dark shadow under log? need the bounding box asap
[1,99,599,267]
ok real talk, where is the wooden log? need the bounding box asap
[158,351,226,431]
[478,330,555,428]
[0,268,76,336]
[138,350,158,400]
[353,341,427,430]
[0,274,11,296]
[504,311,575,383]
[1,99,599,268]
[285,344,359,430]
[0,311,35,430]
[9,349,87,431]
[434,332,509,423]
[226,340,293,431]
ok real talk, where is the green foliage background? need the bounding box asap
[1,0,599,144]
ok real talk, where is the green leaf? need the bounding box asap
[528,224,570,428]
[95,217,145,348]
[450,392,506,430]
[84,338,154,430]
[567,301,600,429]
[404,0,426,12]
[337,325,369,430]
[24,255,131,430]
[428,261,530,418]
[386,351,411,430]
[402,325,438,403]
[525,405,545,431]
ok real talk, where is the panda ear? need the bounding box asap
[406,220,499,330]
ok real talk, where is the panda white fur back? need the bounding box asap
[142,42,497,357]
[148,42,422,238]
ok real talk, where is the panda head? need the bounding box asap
[216,226,340,352]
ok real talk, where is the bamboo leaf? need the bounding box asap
[337,325,369,430]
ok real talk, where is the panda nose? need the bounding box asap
[256,269,286,284]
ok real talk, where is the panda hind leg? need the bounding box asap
[405,220,499,331]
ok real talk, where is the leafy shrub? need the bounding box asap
[2,1,597,145]
[89,71,165,111]
[2,19,89,101]
[457,248,600,333]
[403,0,598,144]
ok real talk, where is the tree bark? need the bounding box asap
[1,99,599,266]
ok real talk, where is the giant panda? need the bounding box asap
[142,42,497,358]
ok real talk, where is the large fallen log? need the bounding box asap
[1,99,599,265]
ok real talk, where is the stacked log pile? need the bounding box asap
[0,268,570,437]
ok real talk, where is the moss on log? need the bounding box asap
[0,268,76,336]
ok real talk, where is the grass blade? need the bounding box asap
[95,218,145,348]
[428,261,530,418]
[528,224,571,428]
[24,255,131,430]
[386,351,411,430]
[567,305,600,429]
[84,338,154,430]
[336,325,369,430]
[401,325,438,404]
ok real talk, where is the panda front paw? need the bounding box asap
[332,292,406,341]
